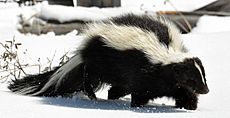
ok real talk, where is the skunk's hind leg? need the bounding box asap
[130,92,150,107]
[108,86,130,100]
[82,65,99,100]
[83,78,97,100]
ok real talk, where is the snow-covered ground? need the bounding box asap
[1,1,230,118]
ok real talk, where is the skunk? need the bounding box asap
[8,14,209,110]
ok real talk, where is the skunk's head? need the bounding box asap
[173,57,209,94]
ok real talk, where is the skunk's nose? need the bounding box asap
[194,85,209,94]
[199,87,209,94]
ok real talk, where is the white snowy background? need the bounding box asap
[1,0,230,118]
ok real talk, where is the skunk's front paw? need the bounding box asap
[176,99,197,110]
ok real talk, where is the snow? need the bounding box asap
[40,4,109,22]
[191,16,230,33]
[1,1,230,118]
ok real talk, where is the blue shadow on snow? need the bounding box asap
[39,96,189,113]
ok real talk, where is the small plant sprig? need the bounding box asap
[0,37,25,82]
[0,37,71,83]
[59,51,70,66]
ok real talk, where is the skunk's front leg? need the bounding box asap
[83,65,97,100]
[83,80,97,100]
[130,92,150,107]
[108,86,129,100]
[174,88,198,110]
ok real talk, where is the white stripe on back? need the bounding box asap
[86,23,193,65]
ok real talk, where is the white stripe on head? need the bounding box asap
[194,61,206,85]
[86,22,193,65]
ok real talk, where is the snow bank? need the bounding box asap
[38,3,146,23]
[39,4,108,22]
[18,0,217,24]
[16,0,217,35]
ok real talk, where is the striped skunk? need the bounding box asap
[8,14,209,110]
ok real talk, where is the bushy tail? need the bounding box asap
[8,67,59,95]
[8,54,102,98]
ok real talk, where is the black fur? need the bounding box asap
[8,14,209,110]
